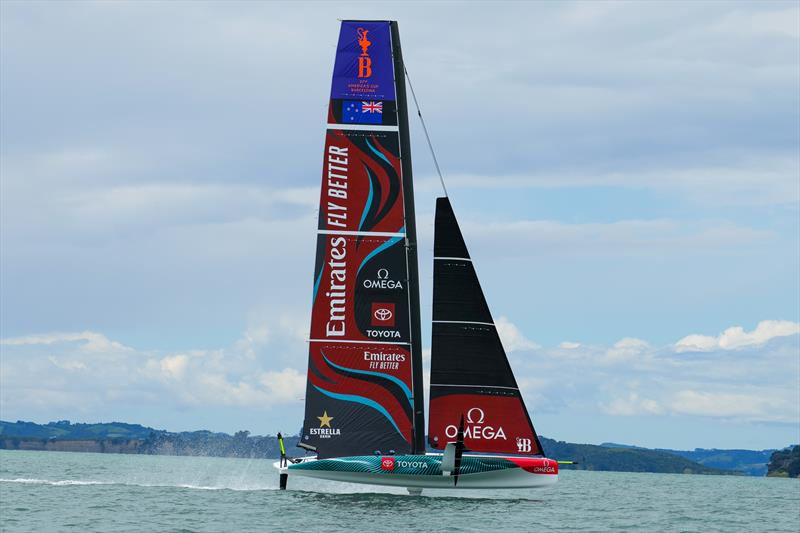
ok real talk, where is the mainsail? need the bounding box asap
[428,197,544,456]
[301,21,424,459]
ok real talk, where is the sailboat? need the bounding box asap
[274,20,558,492]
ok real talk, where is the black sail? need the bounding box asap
[428,197,544,456]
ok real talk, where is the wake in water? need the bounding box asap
[0,478,277,491]
[0,477,542,501]
[0,478,109,486]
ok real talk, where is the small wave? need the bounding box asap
[0,477,275,491]
[0,478,109,486]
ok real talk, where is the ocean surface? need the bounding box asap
[1,450,798,532]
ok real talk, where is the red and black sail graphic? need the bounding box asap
[301,21,423,459]
[427,197,544,456]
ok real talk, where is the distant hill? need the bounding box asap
[0,420,162,440]
[0,420,292,458]
[541,437,733,475]
[766,446,800,478]
[601,442,777,476]
[0,420,765,476]
[658,448,777,477]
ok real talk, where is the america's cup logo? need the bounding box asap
[357,28,371,56]
[356,27,372,78]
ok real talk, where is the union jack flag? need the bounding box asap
[361,101,383,114]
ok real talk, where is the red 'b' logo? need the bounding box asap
[381,457,395,470]
[358,57,372,78]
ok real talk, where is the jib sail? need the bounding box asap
[428,197,544,456]
[301,21,424,459]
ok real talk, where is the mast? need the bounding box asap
[390,21,426,455]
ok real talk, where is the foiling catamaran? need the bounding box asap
[275,20,559,493]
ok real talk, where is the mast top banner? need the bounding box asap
[331,21,396,101]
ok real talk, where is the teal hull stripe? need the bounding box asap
[358,165,374,232]
[289,455,526,477]
[322,353,413,406]
[312,384,404,437]
[356,227,405,276]
[365,138,392,167]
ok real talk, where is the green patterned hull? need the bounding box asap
[280,454,558,489]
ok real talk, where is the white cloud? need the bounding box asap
[559,341,581,349]
[603,392,664,416]
[713,7,800,39]
[259,368,306,403]
[605,337,649,362]
[0,331,133,353]
[448,217,774,261]
[670,389,792,421]
[416,154,800,207]
[495,316,540,352]
[0,320,309,418]
[159,354,189,380]
[2,317,798,435]
[46,356,87,371]
[0,2,797,446]
[675,320,800,352]
[511,319,799,425]
[674,334,719,353]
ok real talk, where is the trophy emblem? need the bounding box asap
[357,28,372,57]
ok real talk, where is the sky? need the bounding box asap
[1,1,798,450]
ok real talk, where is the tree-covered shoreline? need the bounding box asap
[1,419,792,477]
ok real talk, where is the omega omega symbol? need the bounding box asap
[363,268,403,290]
[466,407,485,424]
[444,406,507,441]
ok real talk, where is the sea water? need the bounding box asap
[1,450,798,532]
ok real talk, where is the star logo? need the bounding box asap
[317,411,334,428]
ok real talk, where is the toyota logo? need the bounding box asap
[374,307,393,321]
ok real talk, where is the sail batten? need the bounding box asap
[327,124,400,132]
[428,197,544,456]
[301,21,422,459]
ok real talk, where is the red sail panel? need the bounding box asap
[305,344,413,448]
[318,130,404,235]
[301,21,415,459]
[309,233,409,344]
[427,197,544,456]
[428,395,540,455]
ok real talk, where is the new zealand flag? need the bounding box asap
[342,100,384,124]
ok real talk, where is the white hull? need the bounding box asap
[275,454,558,490]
